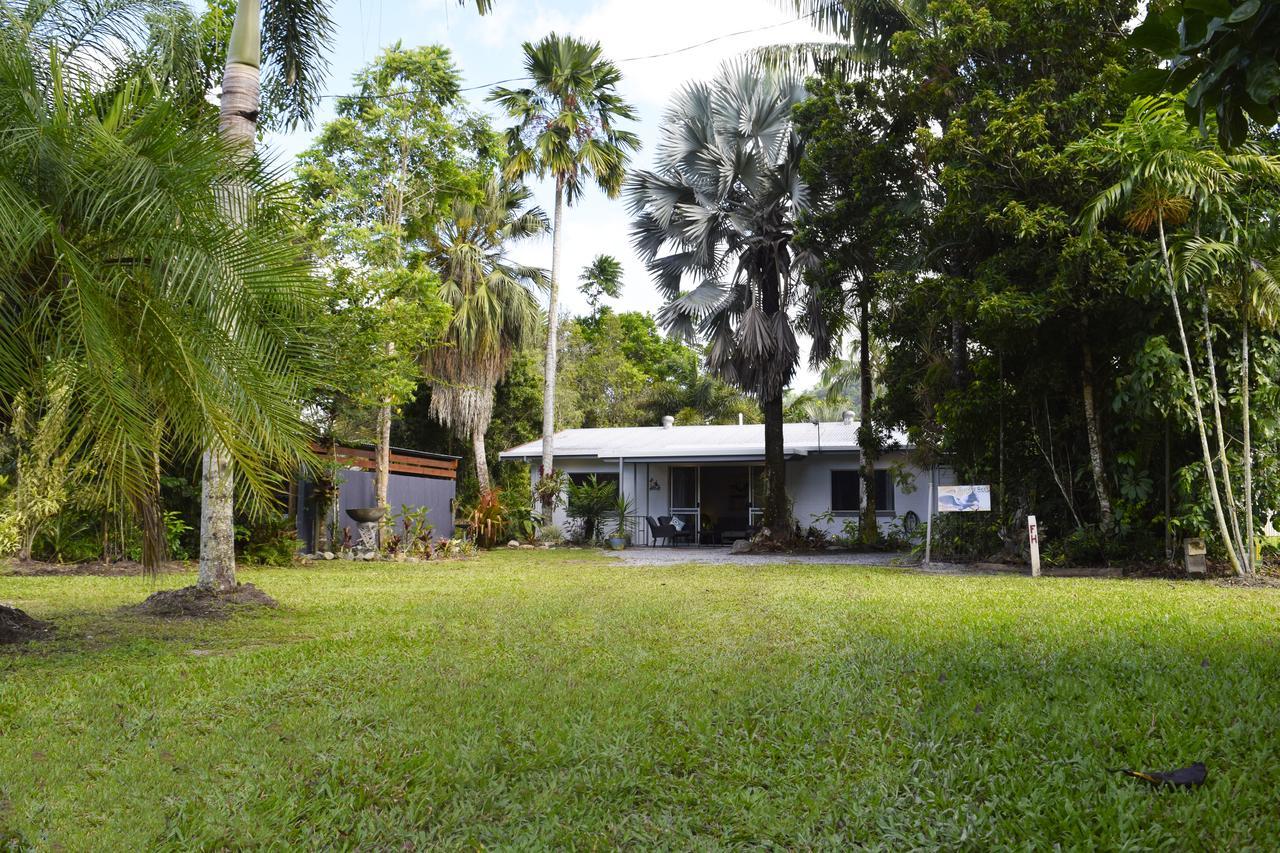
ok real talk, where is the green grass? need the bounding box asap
[2,553,1278,849]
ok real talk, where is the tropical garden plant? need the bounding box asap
[489,34,639,507]
[421,176,549,493]
[0,22,324,576]
[1075,95,1280,575]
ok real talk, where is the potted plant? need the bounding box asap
[607,494,633,551]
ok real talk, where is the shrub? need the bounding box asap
[566,475,617,543]
[236,515,301,567]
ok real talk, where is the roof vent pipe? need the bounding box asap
[661,415,675,429]
[738,413,744,426]
[842,410,855,426]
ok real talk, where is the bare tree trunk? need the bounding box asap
[1242,313,1255,574]
[1156,216,1243,576]
[473,430,491,494]
[1081,341,1114,532]
[375,399,391,510]
[200,9,260,591]
[539,177,565,507]
[858,288,877,545]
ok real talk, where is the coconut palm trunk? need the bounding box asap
[539,177,565,503]
[199,0,261,592]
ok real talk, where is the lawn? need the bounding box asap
[1,552,1278,849]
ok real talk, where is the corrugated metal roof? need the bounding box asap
[499,421,911,462]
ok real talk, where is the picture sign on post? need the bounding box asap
[1028,514,1041,577]
[925,483,990,568]
[936,485,992,513]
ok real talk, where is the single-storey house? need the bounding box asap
[499,413,945,545]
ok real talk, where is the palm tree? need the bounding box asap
[628,61,816,536]
[1076,95,1280,576]
[0,30,323,572]
[758,1,928,73]
[422,178,549,493]
[579,254,624,313]
[489,34,639,507]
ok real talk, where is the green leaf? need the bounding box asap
[1227,0,1262,24]
[1131,9,1183,57]
[1123,68,1173,94]
[1245,57,1280,104]
[1184,0,1236,16]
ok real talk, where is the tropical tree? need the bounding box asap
[628,61,814,535]
[0,31,324,576]
[489,34,639,506]
[421,177,549,493]
[794,74,919,544]
[759,0,927,73]
[579,254,624,313]
[200,0,493,589]
[1127,0,1280,148]
[298,43,493,527]
[1076,95,1280,575]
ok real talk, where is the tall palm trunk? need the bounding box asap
[1157,215,1243,576]
[199,0,260,592]
[1242,311,1254,574]
[473,429,491,493]
[858,287,877,545]
[761,264,790,537]
[539,176,565,506]
[1199,283,1246,569]
[1081,340,1114,532]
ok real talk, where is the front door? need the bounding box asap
[669,465,700,543]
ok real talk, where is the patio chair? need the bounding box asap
[646,516,694,547]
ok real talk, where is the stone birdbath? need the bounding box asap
[346,507,386,559]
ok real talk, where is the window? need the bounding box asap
[568,472,619,490]
[831,470,859,513]
[874,469,895,513]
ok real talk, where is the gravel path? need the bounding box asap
[606,548,1111,577]
[610,548,925,568]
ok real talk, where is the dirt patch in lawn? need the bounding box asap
[0,605,55,644]
[125,584,278,619]
[3,559,189,577]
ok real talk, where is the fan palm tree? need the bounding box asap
[0,34,324,573]
[628,60,816,535]
[422,178,549,493]
[489,34,639,506]
[1075,95,1280,576]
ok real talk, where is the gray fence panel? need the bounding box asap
[296,468,455,551]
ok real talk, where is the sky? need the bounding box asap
[267,0,840,391]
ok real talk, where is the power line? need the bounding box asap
[320,11,819,101]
